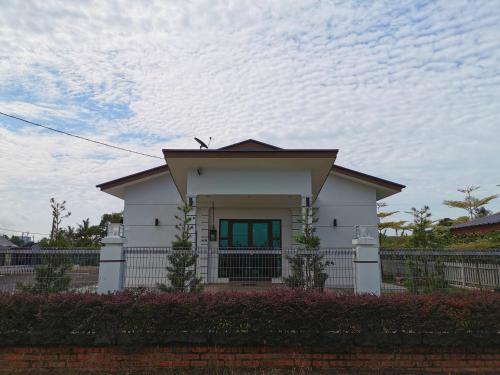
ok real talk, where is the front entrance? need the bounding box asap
[218,219,282,281]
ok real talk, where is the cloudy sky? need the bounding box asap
[1,0,500,239]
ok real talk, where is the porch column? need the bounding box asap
[188,195,208,283]
[352,227,381,295]
[187,195,197,246]
[301,195,313,229]
[98,223,126,294]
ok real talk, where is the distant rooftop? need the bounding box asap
[451,212,500,229]
[0,236,17,248]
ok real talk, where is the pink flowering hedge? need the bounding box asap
[0,290,498,348]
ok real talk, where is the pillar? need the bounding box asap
[98,223,126,294]
[352,226,381,295]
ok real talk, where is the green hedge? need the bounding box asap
[0,290,499,348]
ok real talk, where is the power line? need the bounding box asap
[0,227,50,236]
[0,111,163,159]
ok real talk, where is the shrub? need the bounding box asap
[285,207,327,290]
[0,290,498,348]
[158,203,202,293]
[16,253,71,293]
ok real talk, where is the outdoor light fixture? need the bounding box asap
[154,218,159,226]
[209,227,217,241]
[333,218,338,227]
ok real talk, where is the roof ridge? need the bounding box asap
[218,139,282,150]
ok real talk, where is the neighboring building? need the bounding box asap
[0,236,17,249]
[450,213,500,235]
[97,139,404,287]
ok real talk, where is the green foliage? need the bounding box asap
[159,251,203,293]
[402,256,448,294]
[1,291,499,348]
[284,207,327,290]
[38,211,122,248]
[49,198,71,241]
[377,202,408,246]
[406,206,434,248]
[17,254,71,293]
[99,212,123,237]
[443,186,498,220]
[159,203,202,293]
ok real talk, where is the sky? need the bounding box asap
[1,0,500,240]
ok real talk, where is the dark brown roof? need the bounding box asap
[97,163,404,192]
[98,140,404,193]
[162,149,339,158]
[451,212,500,230]
[331,165,405,191]
[96,165,169,190]
[218,139,282,151]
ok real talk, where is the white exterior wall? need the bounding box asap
[122,173,183,288]
[315,174,378,248]
[187,169,312,196]
[121,171,378,249]
[119,171,378,289]
[123,173,182,247]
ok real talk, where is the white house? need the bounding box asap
[97,139,404,290]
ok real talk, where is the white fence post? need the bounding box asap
[98,223,126,294]
[352,226,381,295]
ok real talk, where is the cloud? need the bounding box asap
[0,0,500,236]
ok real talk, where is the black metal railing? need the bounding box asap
[0,247,100,293]
[123,247,355,292]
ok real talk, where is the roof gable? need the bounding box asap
[218,139,282,151]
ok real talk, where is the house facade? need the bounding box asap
[97,139,404,288]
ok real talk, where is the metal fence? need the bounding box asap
[0,248,100,292]
[2,246,500,294]
[123,247,355,292]
[380,249,500,294]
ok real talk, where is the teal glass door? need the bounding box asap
[219,219,281,248]
[232,222,249,247]
[252,222,269,248]
[218,219,282,281]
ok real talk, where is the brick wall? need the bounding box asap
[0,346,499,373]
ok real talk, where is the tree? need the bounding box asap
[377,202,407,245]
[406,206,434,248]
[443,186,498,220]
[99,212,123,237]
[7,235,24,247]
[65,225,76,245]
[284,207,328,290]
[75,218,101,247]
[159,203,202,293]
[379,220,408,236]
[49,198,71,241]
